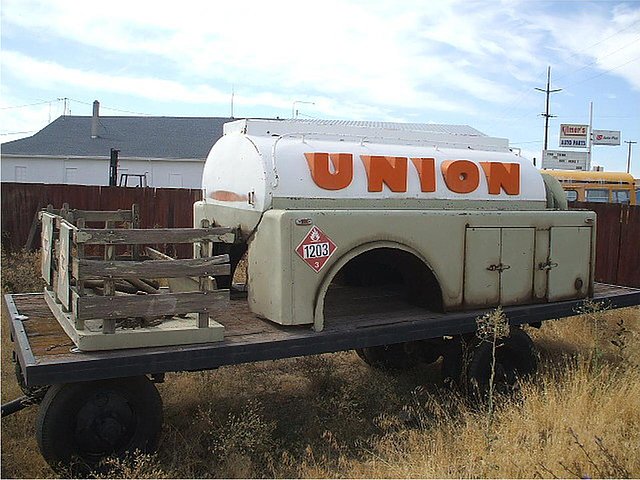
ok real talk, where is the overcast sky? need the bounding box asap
[1,0,639,176]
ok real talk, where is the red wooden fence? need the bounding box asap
[1,183,638,287]
[1,182,202,257]
[571,202,640,288]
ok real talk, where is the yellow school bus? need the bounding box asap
[543,170,637,205]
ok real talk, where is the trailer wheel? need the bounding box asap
[36,376,163,474]
[467,328,537,397]
[355,343,417,370]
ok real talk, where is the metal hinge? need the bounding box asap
[487,263,511,272]
[538,260,559,271]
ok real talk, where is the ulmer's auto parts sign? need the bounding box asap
[559,124,588,148]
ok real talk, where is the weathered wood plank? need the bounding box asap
[75,218,86,330]
[124,278,159,294]
[40,213,55,285]
[103,220,117,334]
[84,279,139,294]
[56,223,72,310]
[74,227,236,245]
[73,254,230,279]
[67,209,133,223]
[74,290,230,320]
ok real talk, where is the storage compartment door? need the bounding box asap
[548,226,591,301]
[500,228,535,305]
[464,228,500,306]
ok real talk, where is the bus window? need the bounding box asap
[565,189,578,202]
[586,189,609,202]
[612,190,630,204]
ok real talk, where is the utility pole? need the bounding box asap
[624,140,637,174]
[587,101,593,170]
[535,66,562,165]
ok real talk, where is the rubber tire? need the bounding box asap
[441,337,464,385]
[36,376,163,474]
[355,343,417,370]
[467,328,537,398]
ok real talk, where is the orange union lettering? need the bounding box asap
[304,153,353,190]
[304,153,521,195]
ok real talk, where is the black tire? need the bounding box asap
[467,328,537,398]
[355,343,417,370]
[36,376,163,474]
[441,337,464,385]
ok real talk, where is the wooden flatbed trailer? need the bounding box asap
[3,283,640,473]
[3,203,639,473]
[6,283,640,388]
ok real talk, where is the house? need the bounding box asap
[2,101,501,189]
[1,101,232,188]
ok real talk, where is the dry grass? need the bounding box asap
[1,249,639,478]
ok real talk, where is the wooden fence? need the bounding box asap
[1,182,203,257]
[1,183,638,287]
[572,202,640,288]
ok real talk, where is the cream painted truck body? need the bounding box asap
[195,119,595,330]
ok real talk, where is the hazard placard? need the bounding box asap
[295,225,337,273]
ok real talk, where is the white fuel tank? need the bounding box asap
[201,119,547,234]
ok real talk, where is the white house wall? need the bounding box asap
[1,155,205,188]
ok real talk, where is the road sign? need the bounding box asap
[542,150,589,170]
[295,225,337,273]
[592,129,621,146]
[559,124,588,148]
[560,124,588,138]
[560,139,587,148]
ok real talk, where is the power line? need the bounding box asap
[554,34,640,83]
[0,130,37,136]
[0,99,57,110]
[494,18,640,124]
[69,98,153,116]
[563,55,640,89]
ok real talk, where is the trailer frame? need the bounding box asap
[6,282,640,388]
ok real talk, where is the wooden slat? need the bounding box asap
[73,254,230,280]
[75,218,86,330]
[103,220,117,334]
[74,227,235,245]
[67,209,133,223]
[56,223,72,310]
[73,290,230,320]
[40,213,55,285]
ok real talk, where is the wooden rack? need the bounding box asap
[40,204,236,351]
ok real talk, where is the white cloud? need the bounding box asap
[535,5,640,90]
[0,0,533,112]
[1,0,638,172]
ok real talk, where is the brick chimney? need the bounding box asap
[91,100,100,138]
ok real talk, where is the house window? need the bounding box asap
[15,166,27,182]
[65,167,78,184]
[168,173,183,188]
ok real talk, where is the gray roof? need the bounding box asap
[283,119,487,136]
[1,115,488,160]
[1,116,234,159]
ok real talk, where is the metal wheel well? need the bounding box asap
[314,242,443,330]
